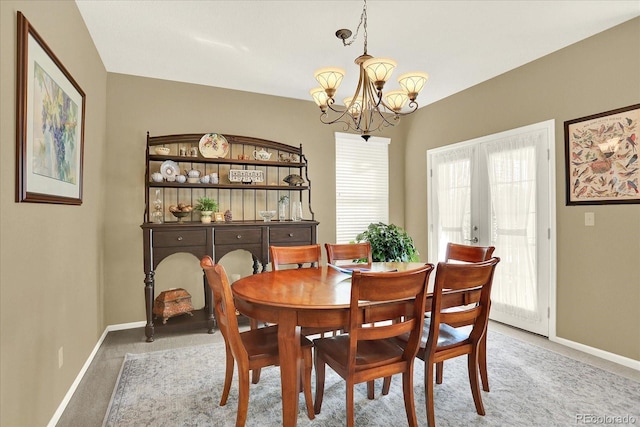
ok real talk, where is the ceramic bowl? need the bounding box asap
[154,146,170,155]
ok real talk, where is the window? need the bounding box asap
[335,132,389,243]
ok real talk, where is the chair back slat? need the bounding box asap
[445,242,495,263]
[440,305,481,326]
[325,242,372,267]
[357,319,415,341]
[270,244,321,270]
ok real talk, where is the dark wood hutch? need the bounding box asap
[141,133,318,341]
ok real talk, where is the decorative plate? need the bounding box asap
[229,169,265,183]
[198,133,229,158]
[160,160,180,179]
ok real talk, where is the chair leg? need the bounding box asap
[301,347,315,420]
[367,380,375,399]
[435,361,443,384]
[236,365,250,427]
[402,369,418,427]
[479,333,489,392]
[468,350,485,416]
[220,346,234,406]
[382,376,392,395]
[249,319,262,384]
[251,367,261,384]
[346,379,355,427]
[425,361,436,427]
[313,350,326,415]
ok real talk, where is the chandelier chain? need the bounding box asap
[341,0,368,54]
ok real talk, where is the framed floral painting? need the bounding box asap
[15,12,86,205]
[564,104,639,205]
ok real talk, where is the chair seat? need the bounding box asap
[314,334,404,370]
[242,325,313,361]
[422,319,470,348]
[396,320,470,350]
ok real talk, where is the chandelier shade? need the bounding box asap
[384,90,409,112]
[362,57,397,90]
[310,87,329,111]
[398,72,430,101]
[310,0,428,140]
[343,96,363,118]
[313,67,345,98]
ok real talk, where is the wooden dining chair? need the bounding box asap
[270,244,322,270]
[269,243,340,340]
[324,242,372,268]
[313,264,434,427]
[200,256,315,425]
[325,241,382,399]
[397,257,500,427]
[442,242,495,392]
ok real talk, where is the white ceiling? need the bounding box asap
[75,1,640,107]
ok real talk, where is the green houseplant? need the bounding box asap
[194,197,218,223]
[356,222,419,262]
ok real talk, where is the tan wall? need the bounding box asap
[103,73,407,324]
[0,1,108,426]
[404,18,640,360]
[1,2,637,425]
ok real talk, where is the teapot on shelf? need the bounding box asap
[253,148,272,161]
[186,168,201,183]
[186,168,201,178]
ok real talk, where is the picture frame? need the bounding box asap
[564,104,639,205]
[214,212,225,222]
[15,12,86,205]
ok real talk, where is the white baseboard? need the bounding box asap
[550,335,640,371]
[46,321,146,427]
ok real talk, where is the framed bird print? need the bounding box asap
[564,104,639,205]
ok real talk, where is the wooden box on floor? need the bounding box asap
[153,288,194,324]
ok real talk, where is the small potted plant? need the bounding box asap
[194,197,218,224]
[356,222,419,262]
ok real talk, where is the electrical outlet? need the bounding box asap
[58,347,64,369]
[585,212,595,227]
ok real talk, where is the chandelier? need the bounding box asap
[310,0,429,141]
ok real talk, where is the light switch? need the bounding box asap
[584,212,595,226]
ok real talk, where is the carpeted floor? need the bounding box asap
[102,330,640,426]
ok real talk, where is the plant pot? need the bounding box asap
[199,211,213,223]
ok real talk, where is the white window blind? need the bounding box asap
[335,132,389,243]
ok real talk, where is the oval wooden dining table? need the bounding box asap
[231,262,427,427]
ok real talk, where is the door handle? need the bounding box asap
[465,237,479,243]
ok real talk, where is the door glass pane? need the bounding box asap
[485,134,540,321]
[432,146,473,259]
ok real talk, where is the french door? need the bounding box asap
[426,120,556,336]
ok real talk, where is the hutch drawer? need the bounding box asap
[270,226,312,243]
[152,230,208,248]
[215,228,262,245]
